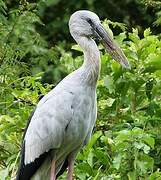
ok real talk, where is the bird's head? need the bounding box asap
[69,10,130,69]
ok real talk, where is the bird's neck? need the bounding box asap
[76,36,101,85]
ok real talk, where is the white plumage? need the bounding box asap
[17,10,130,180]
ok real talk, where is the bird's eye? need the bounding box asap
[86,18,93,26]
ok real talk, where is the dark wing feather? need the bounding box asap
[16,140,50,180]
[16,141,67,180]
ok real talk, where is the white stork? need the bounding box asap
[16,10,130,180]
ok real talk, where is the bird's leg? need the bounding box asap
[50,159,56,180]
[67,155,75,180]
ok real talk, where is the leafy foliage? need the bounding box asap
[0,1,161,180]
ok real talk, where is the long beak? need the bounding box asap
[91,22,131,69]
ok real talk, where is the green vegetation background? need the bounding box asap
[0,0,161,179]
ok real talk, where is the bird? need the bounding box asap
[16,10,130,180]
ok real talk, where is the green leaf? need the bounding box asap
[87,150,94,167]
[94,148,109,165]
[71,44,82,52]
[145,55,161,73]
[115,129,130,142]
[143,137,155,149]
[135,154,154,173]
[77,162,93,176]
[143,144,151,154]
[113,154,122,170]
[134,142,144,150]
[104,75,115,94]
[106,97,115,107]
[0,168,9,180]
[115,32,127,44]
[127,171,136,180]
[93,166,102,180]
[149,170,161,180]
[129,28,140,43]
[144,28,151,37]
[84,131,102,155]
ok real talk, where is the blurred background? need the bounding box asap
[6,0,161,44]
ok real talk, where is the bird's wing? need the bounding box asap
[16,87,75,180]
[24,89,74,165]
